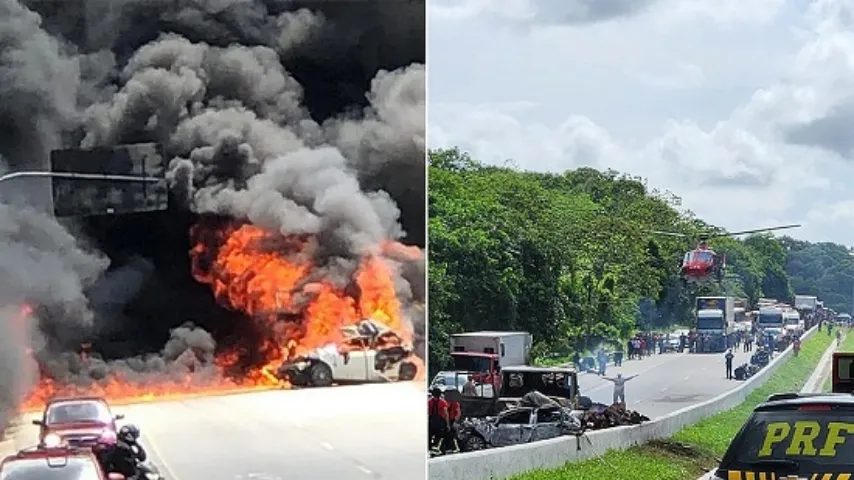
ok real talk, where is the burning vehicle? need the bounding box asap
[276,319,418,387]
[0,0,425,425]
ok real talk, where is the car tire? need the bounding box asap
[398,361,417,381]
[288,371,310,387]
[309,362,334,387]
[464,435,486,451]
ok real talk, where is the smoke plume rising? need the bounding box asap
[0,0,425,427]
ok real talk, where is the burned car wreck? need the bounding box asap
[455,392,583,451]
[276,319,418,387]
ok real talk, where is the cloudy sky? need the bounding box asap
[428,0,854,247]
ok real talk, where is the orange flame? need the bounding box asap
[18,222,422,411]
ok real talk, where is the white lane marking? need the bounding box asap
[684,375,690,380]
[321,441,334,451]
[143,429,180,480]
[357,466,372,475]
[661,387,668,392]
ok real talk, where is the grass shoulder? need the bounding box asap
[508,330,834,480]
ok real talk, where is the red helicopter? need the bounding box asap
[649,224,801,285]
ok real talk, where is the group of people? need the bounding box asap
[428,387,462,455]
[627,334,659,359]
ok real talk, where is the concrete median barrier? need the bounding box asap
[429,326,817,480]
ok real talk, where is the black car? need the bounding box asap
[714,392,854,479]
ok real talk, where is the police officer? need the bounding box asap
[725,348,734,380]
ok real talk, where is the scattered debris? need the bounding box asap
[579,402,649,430]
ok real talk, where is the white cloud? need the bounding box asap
[429,0,854,247]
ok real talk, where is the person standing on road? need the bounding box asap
[597,349,608,375]
[445,393,462,453]
[604,373,638,405]
[428,388,450,454]
[613,345,623,366]
[725,348,735,380]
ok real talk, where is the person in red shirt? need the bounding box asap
[444,391,462,453]
[428,387,449,453]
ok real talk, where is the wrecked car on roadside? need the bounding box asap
[456,403,583,451]
[276,318,418,387]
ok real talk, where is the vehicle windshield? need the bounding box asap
[452,355,492,373]
[501,370,574,399]
[722,410,854,474]
[46,401,112,425]
[697,316,723,329]
[431,373,464,390]
[695,251,713,262]
[758,313,782,325]
[0,457,102,480]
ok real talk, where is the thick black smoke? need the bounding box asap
[0,0,424,427]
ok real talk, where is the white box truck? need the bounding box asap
[695,296,736,352]
[450,331,532,371]
[794,295,818,311]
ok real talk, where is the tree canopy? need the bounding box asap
[428,148,852,373]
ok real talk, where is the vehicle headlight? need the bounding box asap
[42,433,62,448]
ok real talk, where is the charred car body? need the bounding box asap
[455,392,583,451]
[277,319,418,387]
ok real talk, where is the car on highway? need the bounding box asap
[277,319,419,387]
[455,404,581,451]
[33,397,124,448]
[0,445,124,480]
[713,392,854,479]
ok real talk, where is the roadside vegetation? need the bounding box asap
[429,147,854,376]
[508,331,834,480]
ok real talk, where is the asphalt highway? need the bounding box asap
[7,382,426,480]
[577,348,756,418]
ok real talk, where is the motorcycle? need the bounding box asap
[94,424,164,480]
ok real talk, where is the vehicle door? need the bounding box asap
[489,408,532,447]
[528,406,564,442]
[335,341,371,381]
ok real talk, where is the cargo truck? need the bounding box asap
[449,331,533,389]
[795,295,819,329]
[757,306,785,332]
[782,310,804,336]
[694,296,735,352]
[794,295,818,311]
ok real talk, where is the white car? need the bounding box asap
[430,371,496,397]
[277,319,418,387]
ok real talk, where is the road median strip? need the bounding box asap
[506,330,834,480]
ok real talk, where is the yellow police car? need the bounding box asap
[713,353,854,480]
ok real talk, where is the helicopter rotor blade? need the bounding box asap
[706,224,801,239]
[647,230,689,238]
